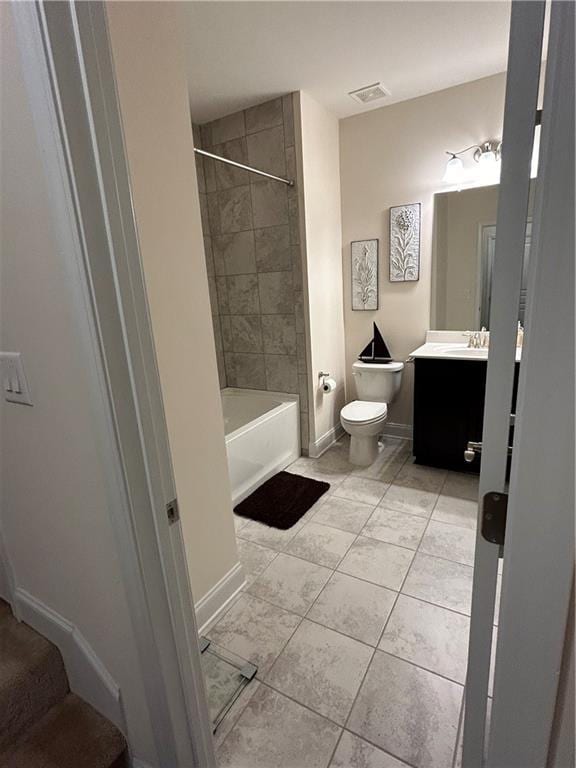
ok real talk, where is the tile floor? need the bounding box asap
[209,436,488,768]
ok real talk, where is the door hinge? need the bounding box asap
[166,498,180,525]
[481,491,508,546]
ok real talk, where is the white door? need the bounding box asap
[463,1,574,766]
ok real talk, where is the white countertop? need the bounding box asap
[410,331,522,362]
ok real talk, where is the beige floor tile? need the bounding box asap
[285,522,356,568]
[419,520,476,566]
[236,539,277,588]
[248,552,332,615]
[236,517,303,551]
[217,684,341,768]
[266,619,372,725]
[432,494,478,529]
[338,536,414,591]
[402,553,474,615]
[307,571,396,646]
[380,484,439,518]
[313,496,375,534]
[330,731,410,768]
[348,651,462,768]
[394,461,447,494]
[333,476,390,506]
[379,594,470,683]
[362,507,428,550]
[207,593,301,675]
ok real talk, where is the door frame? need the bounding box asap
[487,2,574,764]
[13,2,216,766]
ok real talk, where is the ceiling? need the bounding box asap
[183,1,511,124]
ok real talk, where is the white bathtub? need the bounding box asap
[222,388,300,505]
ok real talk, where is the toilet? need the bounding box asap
[340,360,404,466]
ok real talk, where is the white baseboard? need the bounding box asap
[381,422,413,440]
[195,561,245,636]
[14,588,125,733]
[308,423,345,458]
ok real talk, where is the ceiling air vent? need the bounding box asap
[348,82,390,105]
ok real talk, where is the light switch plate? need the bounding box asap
[0,352,33,406]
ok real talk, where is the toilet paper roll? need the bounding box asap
[322,377,337,393]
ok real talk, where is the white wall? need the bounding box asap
[106,3,240,606]
[340,73,506,427]
[0,5,157,763]
[295,92,346,453]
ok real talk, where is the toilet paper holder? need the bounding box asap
[318,372,337,393]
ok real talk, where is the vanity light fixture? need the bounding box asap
[442,140,502,184]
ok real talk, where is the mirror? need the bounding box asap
[431,182,535,330]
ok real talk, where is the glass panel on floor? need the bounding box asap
[199,636,257,732]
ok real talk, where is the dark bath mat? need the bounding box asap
[234,471,330,530]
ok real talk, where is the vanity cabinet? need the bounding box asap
[413,359,519,473]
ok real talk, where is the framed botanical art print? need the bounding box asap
[389,203,421,282]
[351,239,379,310]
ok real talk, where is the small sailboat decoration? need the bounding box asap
[359,323,393,363]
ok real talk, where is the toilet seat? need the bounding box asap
[340,400,388,424]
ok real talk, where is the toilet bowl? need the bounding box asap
[340,360,404,466]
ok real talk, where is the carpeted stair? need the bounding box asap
[0,599,127,768]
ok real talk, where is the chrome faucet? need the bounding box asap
[464,328,489,348]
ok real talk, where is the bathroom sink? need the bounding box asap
[433,344,488,357]
[410,335,522,362]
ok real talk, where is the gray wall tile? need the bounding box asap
[282,94,295,148]
[230,315,263,353]
[195,155,206,194]
[200,123,212,148]
[219,185,253,234]
[262,314,297,355]
[216,276,230,314]
[213,231,256,275]
[214,138,250,190]
[203,235,214,277]
[247,125,287,178]
[207,191,221,234]
[265,354,298,393]
[285,145,296,181]
[211,111,246,144]
[207,276,219,316]
[298,374,309,412]
[296,333,308,374]
[245,98,283,134]
[196,96,307,399]
[199,193,211,235]
[292,245,303,289]
[220,315,233,352]
[255,225,292,272]
[226,353,266,389]
[204,156,218,193]
[294,290,305,332]
[227,274,260,314]
[258,271,294,314]
[288,195,300,245]
[251,180,289,229]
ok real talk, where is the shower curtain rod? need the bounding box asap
[194,147,294,187]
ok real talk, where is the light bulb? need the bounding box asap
[442,155,464,184]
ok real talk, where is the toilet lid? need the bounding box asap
[341,400,387,424]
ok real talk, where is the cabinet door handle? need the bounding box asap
[464,441,513,463]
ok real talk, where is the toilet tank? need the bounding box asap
[352,360,404,403]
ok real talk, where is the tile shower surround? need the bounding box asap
[193,95,309,448]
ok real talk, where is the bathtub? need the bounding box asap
[222,388,300,505]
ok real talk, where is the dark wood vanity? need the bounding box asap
[413,358,519,473]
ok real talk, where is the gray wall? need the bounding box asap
[193,95,309,448]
